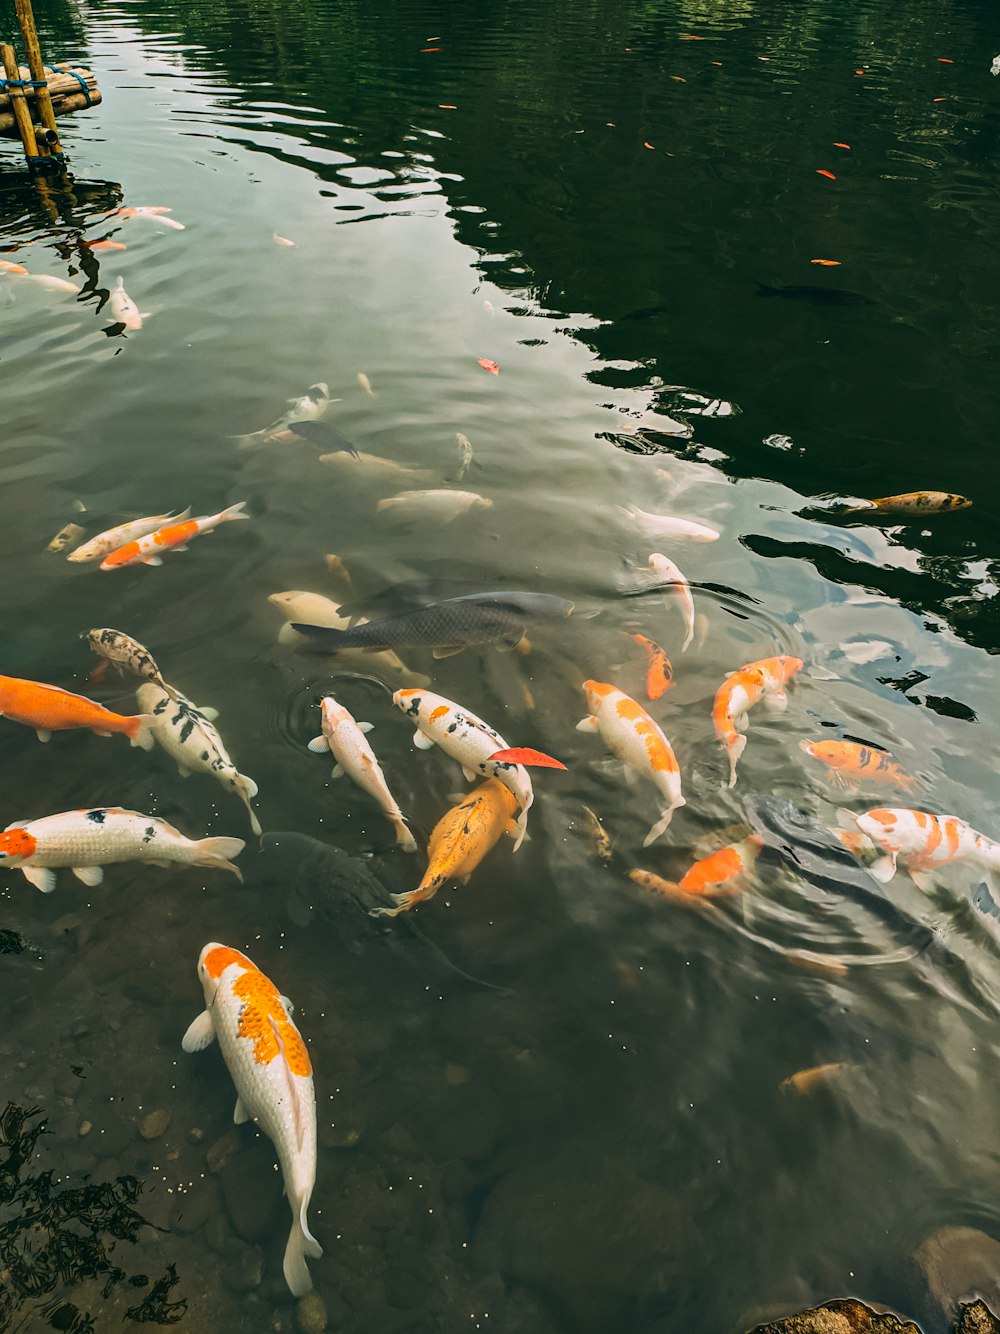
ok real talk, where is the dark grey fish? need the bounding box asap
[338,578,488,620]
[283,419,360,458]
[755,280,875,306]
[292,591,574,658]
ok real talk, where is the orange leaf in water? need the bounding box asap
[811,259,841,266]
[816,169,837,180]
[477,358,500,375]
[833,142,851,149]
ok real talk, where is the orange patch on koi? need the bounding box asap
[233,968,312,1076]
[429,705,450,723]
[0,829,38,859]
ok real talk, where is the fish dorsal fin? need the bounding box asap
[268,1014,305,1151]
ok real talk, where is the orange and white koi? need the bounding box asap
[0,807,244,893]
[676,833,763,894]
[307,694,415,851]
[0,673,154,747]
[854,808,1000,885]
[393,688,534,850]
[801,739,915,790]
[372,778,518,917]
[67,507,191,563]
[100,502,249,569]
[620,504,719,542]
[631,633,673,700]
[83,240,126,253]
[182,944,320,1297]
[113,206,186,231]
[577,680,684,846]
[712,655,803,788]
[0,260,28,275]
[108,276,148,330]
[647,553,695,651]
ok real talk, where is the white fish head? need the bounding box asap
[854,809,908,853]
[319,694,349,731]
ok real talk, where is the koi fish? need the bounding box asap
[67,507,191,563]
[376,489,493,524]
[455,433,474,480]
[83,240,126,253]
[267,591,429,687]
[712,655,803,788]
[181,943,320,1296]
[22,273,81,293]
[620,505,719,542]
[357,372,375,396]
[273,233,296,247]
[266,420,359,456]
[672,833,764,895]
[318,451,437,486]
[647,553,695,651]
[576,680,684,846]
[780,1063,859,1095]
[853,808,1000,885]
[371,778,517,916]
[843,491,971,516]
[477,358,499,374]
[100,502,249,569]
[0,260,28,275]
[114,206,186,230]
[579,804,612,862]
[631,633,673,700]
[800,739,915,790]
[85,628,168,690]
[392,688,536,850]
[45,521,84,553]
[0,807,244,893]
[139,684,261,836]
[236,383,330,446]
[292,591,573,658]
[0,673,154,748]
[323,554,354,589]
[108,277,148,330]
[307,695,415,851]
[628,868,715,911]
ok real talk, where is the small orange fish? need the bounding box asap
[816,169,837,180]
[679,34,704,40]
[0,673,154,747]
[833,142,851,149]
[801,739,915,790]
[643,141,656,150]
[631,633,674,700]
[438,104,457,110]
[936,57,953,63]
[477,358,500,375]
[780,1062,858,1094]
[811,259,841,266]
[84,240,127,253]
[421,46,441,52]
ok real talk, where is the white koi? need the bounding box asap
[182,943,320,1297]
[377,489,492,524]
[109,276,148,330]
[67,507,191,563]
[620,504,719,542]
[0,807,244,893]
[854,808,1000,886]
[647,553,696,651]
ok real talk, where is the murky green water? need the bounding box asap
[2,0,999,1329]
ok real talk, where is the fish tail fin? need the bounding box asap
[393,818,418,853]
[643,798,684,848]
[218,501,250,523]
[489,746,567,770]
[234,774,261,836]
[193,835,246,881]
[129,714,157,751]
[726,734,747,788]
[283,1192,322,1298]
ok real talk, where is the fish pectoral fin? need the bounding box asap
[432,645,466,659]
[307,737,328,753]
[198,706,220,721]
[763,691,788,712]
[181,1009,217,1053]
[148,859,173,868]
[176,766,192,778]
[461,766,478,782]
[72,866,104,887]
[733,712,750,733]
[141,556,164,567]
[357,722,375,733]
[575,716,599,733]
[413,730,435,751]
[35,729,52,743]
[494,634,524,652]
[22,865,57,893]
[171,545,189,552]
[331,764,345,779]
[869,854,898,884]
[233,1095,252,1125]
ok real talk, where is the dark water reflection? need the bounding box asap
[2,0,999,1330]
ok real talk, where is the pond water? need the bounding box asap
[2,0,999,1330]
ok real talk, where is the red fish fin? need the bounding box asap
[489,747,567,770]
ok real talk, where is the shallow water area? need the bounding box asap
[2,0,999,1330]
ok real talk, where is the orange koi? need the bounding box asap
[677,834,763,895]
[833,142,851,149]
[83,240,127,253]
[100,502,248,569]
[631,633,674,700]
[712,655,803,788]
[811,259,841,266]
[0,260,28,275]
[643,141,655,150]
[816,169,837,180]
[0,673,154,748]
[801,739,915,790]
[477,358,500,374]
[780,1062,858,1094]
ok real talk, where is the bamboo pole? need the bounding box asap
[13,0,63,155]
[0,41,40,162]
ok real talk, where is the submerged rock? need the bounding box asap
[915,1227,1000,1317]
[748,1299,921,1332]
[955,1301,1000,1333]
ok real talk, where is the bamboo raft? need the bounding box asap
[1,0,103,167]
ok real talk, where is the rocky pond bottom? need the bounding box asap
[751,1297,999,1334]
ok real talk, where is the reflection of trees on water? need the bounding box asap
[0,1101,186,1329]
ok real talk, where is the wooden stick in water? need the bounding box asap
[13,0,63,155]
[0,41,40,161]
